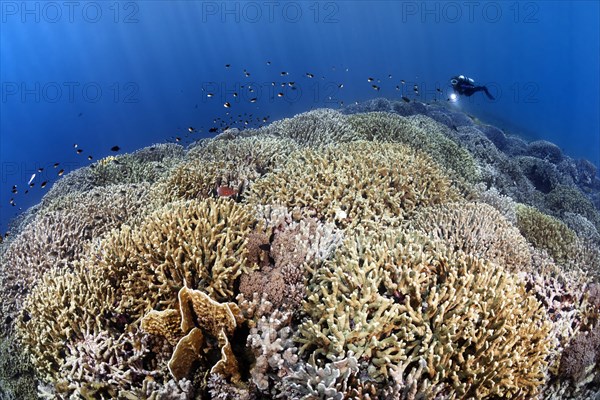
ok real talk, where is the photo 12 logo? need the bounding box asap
[200,1,340,23]
[1,1,139,23]
[1,82,140,103]
[399,1,540,23]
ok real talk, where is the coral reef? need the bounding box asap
[346,112,479,182]
[246,141,463,230]
[298,228,552,398]
[0,183,150,333]
[409,202,532,272]
[515,204,579,265]
[2,103,600,399]
[96,198,257,317]
[259,108,358,146]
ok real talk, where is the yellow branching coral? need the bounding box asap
[0,183,151,331]
[153,136,300,205]
[246,141,463,230]
[259,108,359,147]
[409,202,532,272]
[96,198,256,320]
[347,112,480,182]
[297,228,552,398]
[16,264,116,382]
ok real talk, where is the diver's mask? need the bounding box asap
[450,78,458,85]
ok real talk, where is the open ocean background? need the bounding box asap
[1,0,599,234]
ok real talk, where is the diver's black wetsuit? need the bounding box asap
[451,75,495,100]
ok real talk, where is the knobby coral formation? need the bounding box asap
[1,104,599,399]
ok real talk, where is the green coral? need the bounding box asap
[516,204,579,264]
[545,185,600,232]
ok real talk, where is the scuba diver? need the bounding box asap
[450,75,495,100]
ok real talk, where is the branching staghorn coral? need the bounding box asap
[409,202,532,272]
[259,108,359,147]
[0,183,150,333]
[155,136,300,205]
[40,144,183,208]
[246,141,463,230]
[516,204,579,265]
[347,112,480,183]
[16,263,118,383]
[95,198,257,318]
[297,228,552,398]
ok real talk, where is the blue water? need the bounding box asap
[1,1,599,233]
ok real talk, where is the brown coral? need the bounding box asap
[141,286,244,383]
[516,204,579,265]
[259,108,359,147]
[0,183,151,331]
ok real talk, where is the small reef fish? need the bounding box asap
[111,146,120,152]
[58,169,65,176]
[28,174,36,186]
[216,185,237,197]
